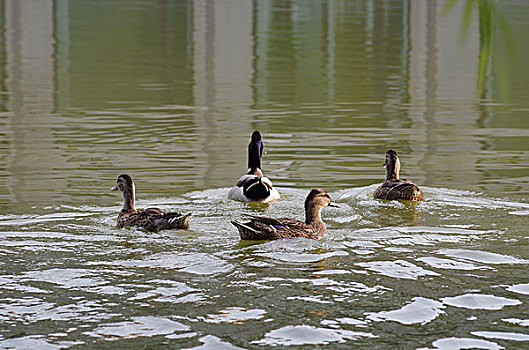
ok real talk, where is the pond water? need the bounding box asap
[1,0,529,349]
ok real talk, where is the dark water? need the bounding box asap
[1,0,529,349]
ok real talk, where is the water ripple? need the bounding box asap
[366,297,446,325]
[357,260,440,280]
[251,325,376,346]
[127,281,198,303]
[506,283,529,295]
[1,185,529,348]
[184,335,244,349]
[84,316,189,340]
[95,252,234,275]
[472,331,529,342]
[0,335,83,349]
[424,337,502,350]
[201,307,267,324]
[439,249,529,265]
[416,257,492,271]
[441,294,522,310]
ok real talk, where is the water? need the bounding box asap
[1,0,529,348]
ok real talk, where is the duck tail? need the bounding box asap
[231,220,259,240]
[168,213,193,230]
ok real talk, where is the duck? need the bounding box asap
[228,131,280,203]
[374,149,424,201]
[231,188,340,240]
[111,174,192,232]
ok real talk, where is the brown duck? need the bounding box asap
[231,188,340,240]
[111,174,192,232]
[374,150,423,201]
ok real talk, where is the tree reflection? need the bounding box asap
[443,0,515,99]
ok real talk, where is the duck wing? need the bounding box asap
[231,220,268,240]
[232,215,319,240]
[387,182,423,201]
[143,207,164,215]
[374,179,423,201]
[235,174,258,187]
[246,214,284,226]
[118,209,192,232]
[247,215,307,230]
[271,219,325,239]
[158,211,193,230]
[118,211,151,230]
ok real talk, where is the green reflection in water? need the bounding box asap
[443,0,515,99]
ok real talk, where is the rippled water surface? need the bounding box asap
[1,0,529,349]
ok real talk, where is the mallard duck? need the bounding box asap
[231,188,340,240]
[374,149,423,201]
[111,174,192,232]
[228,131,280,203]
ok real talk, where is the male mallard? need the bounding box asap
[231,188,340,240]
[374,150,423,201]
[111,174,192,232]
[228,131,280,203]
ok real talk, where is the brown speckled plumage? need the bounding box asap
[231,188,340,240]
[111,174,192,232]
[374,150,423,201]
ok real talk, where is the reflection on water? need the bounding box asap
[0,0,529,348]
[1,0,529,212]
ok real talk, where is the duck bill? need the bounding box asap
[110,186,118,191]
[328,202,341,208]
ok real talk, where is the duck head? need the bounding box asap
[111,174,135,211]
[247,131,263,172]
[304,188,340,224]
[384,149,400,180]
